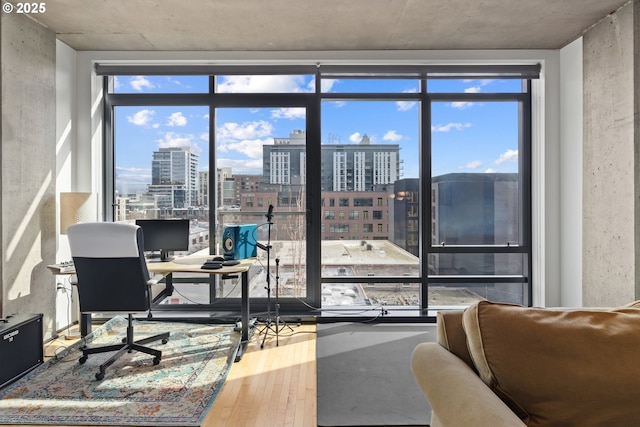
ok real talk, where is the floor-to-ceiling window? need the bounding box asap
[102,64,536,317]
[426,79,532,309]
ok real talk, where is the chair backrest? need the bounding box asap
[68,222,152,313]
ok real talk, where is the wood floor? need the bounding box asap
[34,322,318,427]
[204,323,317,427]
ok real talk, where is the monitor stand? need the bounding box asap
[147,250,174,263]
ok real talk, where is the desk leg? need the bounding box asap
[80,313,91,337]
[165,273,174,296]
[235,270,250,362]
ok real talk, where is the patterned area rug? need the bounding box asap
[0,317,240,426]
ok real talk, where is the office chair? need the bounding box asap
[67,222,170,380]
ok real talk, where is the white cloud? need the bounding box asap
[130,76,154,92]
[349,132,363,143]
[463,160,482,169]
[396,89,417,111]
[127,109,155,126]
[217,75,308,93]
[166,76,191,89]
[397,100,416,111]
[495,149,518,164]
[431,122,471,132]
[450,101,475,110]
[215,120,275,160]
[166,112,188,127]
[320,79,338,92]
[465,86,481,93]
[485,168,497,173]
[217,120,274,142]
[115,166,151,181]
[156,132,201,154]
[271,107,306,120]
[383,130,403,142]
[215,158,264,174]
[225,139,269,159]
[463,79,493,86]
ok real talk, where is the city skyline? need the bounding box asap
[114,75,521,195]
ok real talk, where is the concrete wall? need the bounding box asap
[583,1,639,306]
[0,11,57,337]
[55,40,79,332]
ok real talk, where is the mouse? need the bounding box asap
[211,256,225,262]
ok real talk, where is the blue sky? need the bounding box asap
[113,75,520,194]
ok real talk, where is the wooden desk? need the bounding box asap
[48,255,256,362]
[147,256,255,361]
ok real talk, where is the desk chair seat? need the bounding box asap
[68,222,170,380]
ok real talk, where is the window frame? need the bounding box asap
[102,65,537,316]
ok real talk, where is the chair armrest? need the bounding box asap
[411,342,526,427]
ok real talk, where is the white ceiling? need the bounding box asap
[7,0,631,51]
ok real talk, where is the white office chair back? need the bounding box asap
[67,222,151,313]
[68,222,141,258]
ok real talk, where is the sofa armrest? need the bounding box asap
[411,342,526,427]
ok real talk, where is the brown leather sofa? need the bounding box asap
[412,300,640,427]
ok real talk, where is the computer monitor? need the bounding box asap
[135,219,190,262]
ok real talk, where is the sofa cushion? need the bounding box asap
[462,300,640,427]
[436,310,476,372]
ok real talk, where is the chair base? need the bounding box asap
[79,314,169,380]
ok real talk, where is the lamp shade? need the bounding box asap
[60,192,94,234]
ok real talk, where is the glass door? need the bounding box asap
[213,106,312,310]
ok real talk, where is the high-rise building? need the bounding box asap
[391,173,519,273]
[198,170,209,207]
[322,133,399,192]
[391,178,419,256]
[262,130,400,190]
[263,129,306,185]
[216,167,233,207]
[147,147,199,210]
[433,173,519,276]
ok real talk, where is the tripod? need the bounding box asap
[255,205,277,348]
[255,205,294,347]
[273,257,294,346]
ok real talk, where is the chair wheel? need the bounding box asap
[79,355,87,364]
[153,357,161,365]
[122,337,127,343]
[95,372,104,381]
[162,338,168,344]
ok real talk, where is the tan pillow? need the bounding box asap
[436,310,476,372]
[463,300,640,427]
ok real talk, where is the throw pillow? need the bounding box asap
[463,300,640,427]
[436,310,476,372]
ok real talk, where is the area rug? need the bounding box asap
[0,316,240,426]
[317,322,434,426]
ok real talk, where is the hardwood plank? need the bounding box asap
[203,323,317,427]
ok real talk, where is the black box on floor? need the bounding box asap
[0,313,44,388]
